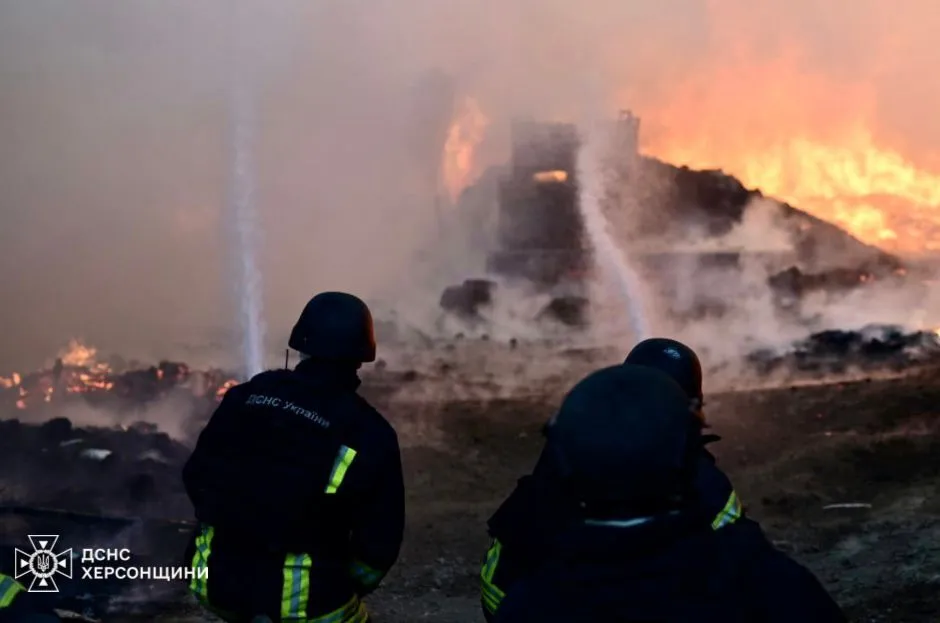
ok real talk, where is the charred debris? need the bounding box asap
[440,112,910,326]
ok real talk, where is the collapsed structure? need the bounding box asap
[440,118,592,325]
[438,110,908,328]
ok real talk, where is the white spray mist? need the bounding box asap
[228,2,266,379]
[577,121,651,342]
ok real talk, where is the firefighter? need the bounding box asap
[0,574,61,622]
[493,365,845,622]
[481,338,742,620]
[182,292,405,623]
[623,337,743,527]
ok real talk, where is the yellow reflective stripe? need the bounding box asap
[311,594,369,623]
[0,575,24,608]
[348,558,384,589]
[481,580,503,614]
[324,446,358,494]
[481,539,503,583]
[281,553,312,620]
[480,539,506,614]
[189,524,215,601]
[711,490,743,530]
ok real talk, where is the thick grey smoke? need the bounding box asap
[1,0,938,374]
[0,0,654,370]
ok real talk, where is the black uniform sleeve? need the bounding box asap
[182,383,249,510]
[747,547,846,622]
[345,421,405,596]
[694,455,745,530]
[482,537,535,622]
[724,519,845,622]
[482,477,541,620]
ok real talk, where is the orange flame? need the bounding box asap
[2,339,238,410]
[0,372,21,389]
[58,339,98,367]
[442,96,489,202]
[629,48,940,255]
[215,379,238,401]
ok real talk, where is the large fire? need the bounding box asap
[646,125,940,254]
[629,49,940,256]
[0,340,239,413]
[441,50,940,255]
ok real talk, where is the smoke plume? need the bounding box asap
[1,0,938,375]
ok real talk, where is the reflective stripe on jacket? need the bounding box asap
[0,575,24,609]
[189,445,370,622]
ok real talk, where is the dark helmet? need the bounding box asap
[288,292,376,362]
[624,338,704,410]
[543,364,698,511]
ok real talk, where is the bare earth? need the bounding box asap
[3,362,940,622]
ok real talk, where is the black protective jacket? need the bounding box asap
[493,515,846,623]
[0,575,61,623]
[181,359,404,622]
[482,445,742,620]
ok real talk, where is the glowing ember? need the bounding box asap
[0,372,21,389]
[215,379,239,401]
[533,170,569,183]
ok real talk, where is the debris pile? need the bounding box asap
[0,416,191,514]
[766,264,907,312]
[449,133,912,327]
[631,160,908,308]
[0,416,195,619]
[634,160,900,266]
[748,324,940,375]
[0,340,238,417]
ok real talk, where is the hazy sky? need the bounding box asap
[0,0,937,370]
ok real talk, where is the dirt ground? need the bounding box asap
[3,362,940,622]
[366,368,940,623]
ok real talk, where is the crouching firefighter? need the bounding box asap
[182,292,405,623]
[493,365,846,622]
[481,338,743,620]
[623,337,744,531]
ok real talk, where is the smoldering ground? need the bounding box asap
[4,364,940,621]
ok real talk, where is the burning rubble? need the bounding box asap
[624,158,910,307]
[0,342,239,615]
[747,324,940,376]
[0,340,239,420]
[441,111,918,328]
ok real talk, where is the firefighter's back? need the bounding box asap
[492,363,844,623]
[495,517,845,623]
[182,292,404,623]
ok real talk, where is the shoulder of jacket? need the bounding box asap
[217,371,292,403]
[249,369,293,383]
[715,517,771,555]
[349,393,398,443]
